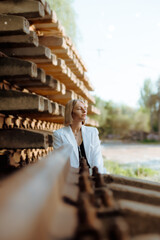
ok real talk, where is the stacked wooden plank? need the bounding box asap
[0,0,101,170]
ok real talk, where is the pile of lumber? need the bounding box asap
[0,0,100,170]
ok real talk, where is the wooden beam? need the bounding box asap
[0,31,39,47]
[0,1,45,19]
[0,57,37,79]
[0,146,73,240]
[6,68,46,87]
[2,45,51,63]
[0,128,53,149]
[18,100,61,120]
[0,14,30,36]
[30,0,46,5]
[0,90,45,114]
[39,36,67,49]
[28,76,61,96]
[34,19,64,35]
[30,9,57,23]
[49,90,77,105]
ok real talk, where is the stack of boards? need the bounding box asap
[0,0,100,170]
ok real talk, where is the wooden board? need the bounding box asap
[0,90,45,113]
[0,128,53,149]
[0,14,30,36]
[0,31,39,47]
[0,56,37,79]
[39,36,67,49]
[0,1,45,19]
[1,45,51,62]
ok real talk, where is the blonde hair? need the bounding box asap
[64,99,86,126]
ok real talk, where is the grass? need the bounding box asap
[139,139,160,144]
[104,159,160,181]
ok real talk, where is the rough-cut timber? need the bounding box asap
[49,90,77,105]
[108,183,160,206]
[39,36,67,50]
[0,1,45,19]
[0,57,37,79]
[28,77,62,96]
[0,31,39,47]
[0,14,30,36]
[0,90,45,114]
[2,45,51,62]
[8,68,46,87]
[0,128,53,149]
[104,174,160,192]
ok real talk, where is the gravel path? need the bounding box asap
[101,140,160,164]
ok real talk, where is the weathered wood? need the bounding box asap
[0,31,39,47]
[30,0,46,5]
[0,128,53,149]
[18,100,60,120]
[49,116,64,124]
[58,104,65,116]
[0,90,44,114]
[50,90,76,103]
[60,82,66,95]
[0,14,30,36]
[132,234,160,240]
[39,35,67,49]
[0,57,37,79]
[2,45,51,63]
[0,1,45,19]
[108,183,160,206]
[0,113,5,129]
[34,19,63,32]
[118,200,160,235]
[0,146,73,240]
[6,68,46,87]
[36,53,58,71]
[3,115,14,129]
[30,9,57,23]
[27,76,61,96]
[104,174,160,193]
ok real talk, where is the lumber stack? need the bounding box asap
[0,0,100,170]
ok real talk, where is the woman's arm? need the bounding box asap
[53,131,63,149]
[91,128,105,174]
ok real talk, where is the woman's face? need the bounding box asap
[72,101,87,123]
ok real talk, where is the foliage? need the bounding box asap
[93,77,160,138]
[46,0,77,43]
[104,160,159,181]
[94,96,150,138]
[138,78,153,110]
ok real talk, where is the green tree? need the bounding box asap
[138,78,153,110]
[46,0,77,43]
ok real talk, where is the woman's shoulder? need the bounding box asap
[83,125,98,133]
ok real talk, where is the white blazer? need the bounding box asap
[53,125,105,174]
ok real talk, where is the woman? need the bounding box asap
[53,99,105,174]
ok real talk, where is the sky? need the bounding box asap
[73,0,160,108]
